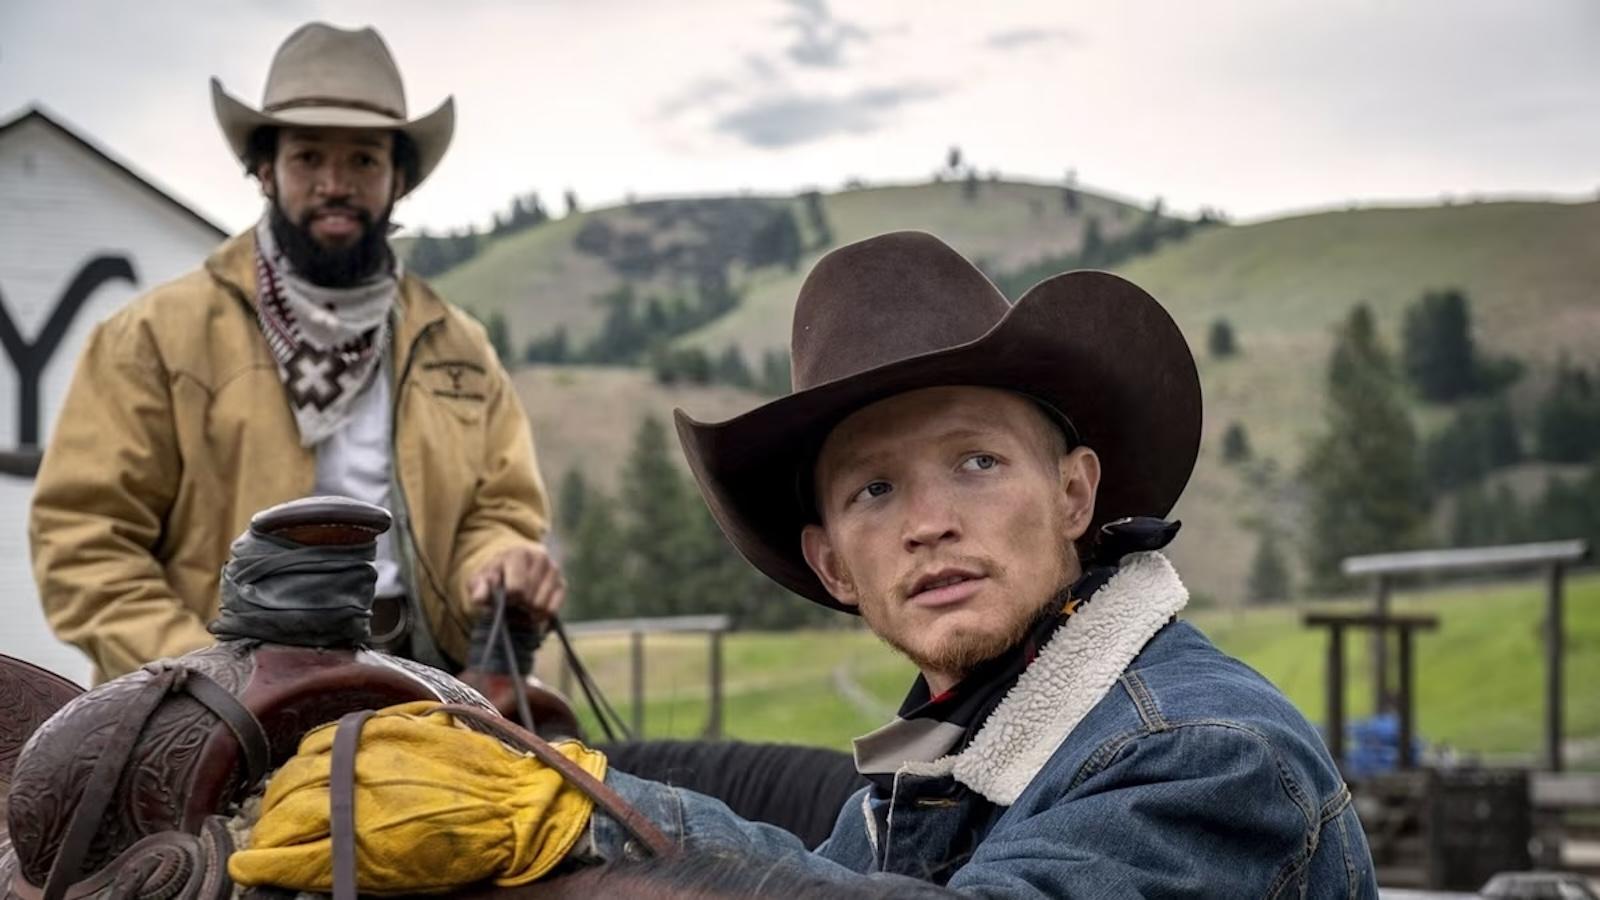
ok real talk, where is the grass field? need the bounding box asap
[536,571,1600,762]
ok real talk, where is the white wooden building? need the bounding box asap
[0,106,228,683]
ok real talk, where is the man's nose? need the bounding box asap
[901,487,961,552]
[313,162,353,197]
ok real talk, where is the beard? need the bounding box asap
[268,197,393,288]
[866,580,1075,684]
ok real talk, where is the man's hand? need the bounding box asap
[467,543,566,619]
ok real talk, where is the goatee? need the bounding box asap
[269,200,393,288]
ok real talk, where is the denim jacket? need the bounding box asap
[597,553,1378,898]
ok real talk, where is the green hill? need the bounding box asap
[432,185,1600,606]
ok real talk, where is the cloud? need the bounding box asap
[984,27,1081,51]
[778,0,871,68]
[713,84,943,148]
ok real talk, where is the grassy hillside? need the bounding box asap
[512,365,768,495]
[537,571,1600,761]
[478,190,1599,606]
[433,180,1151,356]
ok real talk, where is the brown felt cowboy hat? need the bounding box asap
[212,22,454,193]
[674,231,1201,612]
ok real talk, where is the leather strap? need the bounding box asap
[180,668,272,787]
[330,710,375,900]
[41,668,176,900]
[37,663,271,900]
[433,703,677,860]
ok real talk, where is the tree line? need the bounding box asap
[556,417,830,629]
[1242,286,1600,602]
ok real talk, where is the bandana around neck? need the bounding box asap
[254,217,398,447]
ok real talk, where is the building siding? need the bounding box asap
[0,111,226,680]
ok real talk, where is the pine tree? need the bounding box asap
[1302,305,1430,591]
[715,345,755,389]
[565,493,629,620]
[1209,318,1239,359]
[802,190,833,249]
[760,349,792,396]
[1221,422,1251,463]
[1247,533,1292,603]
[1535,358,1600,463]
[557,467,590,534]
[620,417,697,616]
[1402,289,1480,402]
[485,311,512,365]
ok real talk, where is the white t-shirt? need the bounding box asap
[313,371,403,597]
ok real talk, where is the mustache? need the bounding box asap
[895,555,1003,598]
[300,201,374,226]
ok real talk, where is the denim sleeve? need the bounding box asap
[592,770,950,894]
[945,724,1315,899]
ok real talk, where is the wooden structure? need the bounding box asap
[1341,539,1590,771]
[1303,611,1439,770]
[559,614,732,739]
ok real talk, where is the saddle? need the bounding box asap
[0,498,668,899]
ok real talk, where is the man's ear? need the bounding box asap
[801,523,858,607]
[1059,446,1101,541]
[256,163,276,200]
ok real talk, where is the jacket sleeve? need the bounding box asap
[28,317,214,678]
[945,723,1316,899]
[448,352,551,608]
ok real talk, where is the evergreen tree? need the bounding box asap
[485,311,512,365]
[1221,422,1251,463]
[962,169,980,202]
[715,345,755,389]
[620,417,697,616]
[557,467,590,534]
[1448,480,1502,547]
[587,285,645,363]
[1080,217,1105,266]
[747,207,804,272]
[1535,358,1600,463]
[1209,318,1239,359]
[1423,396,1523,490]
[565,493,630,620]
[564,189,580,217]
[759,349,792,396]
[1061,186,1079,215]
[1247,533,1292,603]
[1402,289,1480,402]
[1302,305,1430,591]
[802,190,833,249]
[523,327,569,364]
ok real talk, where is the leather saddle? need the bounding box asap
[0,497,662,900]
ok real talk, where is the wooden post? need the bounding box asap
[630,629,645,739]
[1397,624,1416,768]
[1546,562,1565,772]
[705,630,724,740]
[1374,573,1391,715]
[1326,623,1345,769]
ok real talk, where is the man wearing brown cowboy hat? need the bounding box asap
[30,23,562,681]
[233,232,1376,897]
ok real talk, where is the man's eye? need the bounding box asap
[962,454,999,471]
[852,481,892,504]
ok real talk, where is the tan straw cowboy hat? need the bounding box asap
[212,22,454,192]
[675,231,1202,611]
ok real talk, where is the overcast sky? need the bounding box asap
[3,0,1596,234]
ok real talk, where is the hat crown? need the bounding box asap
[790,231,1011,391]
[262,23,407,119]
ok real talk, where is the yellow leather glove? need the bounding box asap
[228,701,606,894]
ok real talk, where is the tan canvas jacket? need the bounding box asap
[29,232,549,680]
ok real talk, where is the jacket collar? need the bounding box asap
[884,551,1189,806]
[204,229,448,348]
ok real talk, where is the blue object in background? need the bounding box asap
[1343,713,1426,777]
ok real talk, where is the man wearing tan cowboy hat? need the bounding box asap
[232,232,1376,897]
[30,23,562,681]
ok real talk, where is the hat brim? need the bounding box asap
[675,270,1202,611]
[211,78,454,194]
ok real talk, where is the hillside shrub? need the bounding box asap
[1535,358,1600,463]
